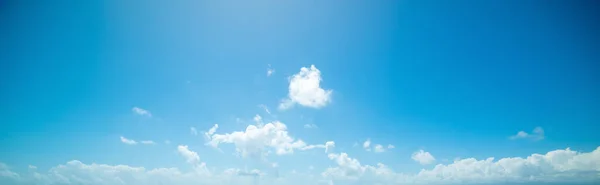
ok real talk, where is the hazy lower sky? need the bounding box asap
[1,0,599,185]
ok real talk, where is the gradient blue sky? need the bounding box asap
[1,0,599,185]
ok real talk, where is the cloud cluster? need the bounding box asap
[1,146,600,185]
[204,120,334,158]
[362,139,392,153]
[322,147,600,184]
[279,65,332,110]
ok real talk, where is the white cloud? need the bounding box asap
[362,139,371,152]
[204,120,332,158]
[279,65,332,110]
[387,144,395,149]
[120,136,138,145]
[177,145,200,165]
[132,107,152,117]
[190,127,198,136]
[164,140,171,145]
[412,150,436,165]
[414,146,600,183]
[140,140,156,145]
[204,124,219,140]
[267,64,275,77]
[510,126,545,141]
[303,124,318,129]
[1,147,600,185]
[374,144,385,153]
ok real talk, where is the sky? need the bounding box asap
[1,0,599,185]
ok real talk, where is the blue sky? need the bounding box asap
[1,0,599,185]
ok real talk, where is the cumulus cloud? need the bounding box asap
[412,150,436,165]
[204,120,332,158]
[510,127,545,141]
[120,136,138,145]
[1,147,600,185]
[279,65,332,110]
[415,146,600,183]
[387,144,395,149]
[132,107,152,117]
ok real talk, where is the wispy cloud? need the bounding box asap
[131,107,152,117]
[190,127,198,136]
[510,126,545,141]
[303,124,318,129]
[120,136,137,145]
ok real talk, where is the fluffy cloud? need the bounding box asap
[279,65,332,110]
[132,107,152,117]
[510,126,545,141]
[322,147,600,184]
[205,120,332,158]
[120,136,138,145]
[412,150,436,165]
[387,144,395,149]
[1,147,600,185]
[415,146,600,183]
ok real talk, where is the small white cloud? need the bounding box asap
[363,139,371,151]
[28,165,37,170]
[279,65,332,110]
[387,144,395,149]
[120,136,137,145]
[131,107,151,117]
[267,64,275,77]
[510,126,545,141]
[272,163,279,168]
[177,145,200,165]
[374,144,385,153]
[164,140,171,144]
[140,140,155,145]
[190,127,198,136]
[412,149,436,165]
[303,124,318,129]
